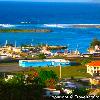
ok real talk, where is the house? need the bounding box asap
[88,45,100,54]
[86,61,100,85]
[89,77,100,85]
[0,55,9,60]
[86,61,100,76]
[41,46,52,55]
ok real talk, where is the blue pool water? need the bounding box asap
[19,60,71,67]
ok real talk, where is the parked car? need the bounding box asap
[63,81,77,89]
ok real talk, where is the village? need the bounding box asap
[0,39,100,98]
[1,39,100,61]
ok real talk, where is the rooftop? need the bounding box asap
[86,61,100,67]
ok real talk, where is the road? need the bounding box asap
[0,63,22,72]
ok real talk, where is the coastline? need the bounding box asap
[0,28,52,33]
[71,24,100,28]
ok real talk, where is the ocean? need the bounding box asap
[0,1,100,53]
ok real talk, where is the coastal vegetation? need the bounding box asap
[37,53,46,59]
[0,28,52,33]
[0,75,43,100]
[81,55,93,65]
[90,38,100,48]
[0,70,58,100]
[6,43,14,47]
[72,88,90,96]
[0,68,92,100]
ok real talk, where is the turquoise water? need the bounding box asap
[1,27,100,53]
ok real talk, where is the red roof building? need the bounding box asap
[86,61,100,76]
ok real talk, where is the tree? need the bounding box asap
[90,38,100,48]
[45,78,56,89]
[39,70,58,82]
[6,43,14,47]
[81,55,93,65]
[37,53,46,59]
[72,88,89,96]
[39,70,58,88]
[0,74,44,100]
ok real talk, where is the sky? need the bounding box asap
[0,0,94,2]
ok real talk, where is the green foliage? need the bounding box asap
[81,55,93,65]
[55,85,62,90]
[32,77,45,87]
[6,43,14,47]
[0,74,44,100]
[37,53,46,59]
[90,38,100,48]
[37,43,46,47]
[25,65,91,78]
[39,70,58,82]
[21,44,32,47]
[7,74,25,86]
[0,71,56,99]
[72,88,89,96]
[38,70,58,88]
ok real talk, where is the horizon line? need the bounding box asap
[0,1,99,3]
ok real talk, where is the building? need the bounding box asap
[0,55,10,60]
[88,45,100,55]
[89,77,100,85]
[86,61,100,85]
[41,46,52,55]
[86,61,100,76]
[0,45,22,58]
[87,48,95,54]
[19,59,71,67]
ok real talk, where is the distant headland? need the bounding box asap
[72,24,100,28]
[0,28,52,33]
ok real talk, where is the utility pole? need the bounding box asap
[15,41,16,48]
[59,64,61,79]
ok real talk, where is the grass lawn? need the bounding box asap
[0,62,91,78]
[31,65,91,78]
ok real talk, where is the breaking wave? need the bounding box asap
[0,23,100,28]
[43,24,100,28]
[0,24,15,28]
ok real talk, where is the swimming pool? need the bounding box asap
[19,59,71,67]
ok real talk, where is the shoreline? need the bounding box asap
[71,24,100,28]
[0,28,52,33]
